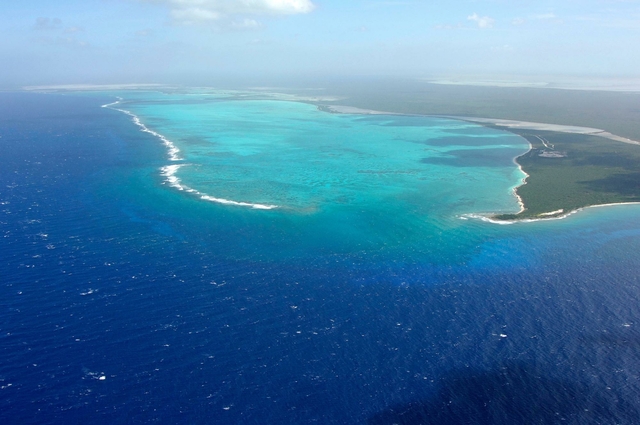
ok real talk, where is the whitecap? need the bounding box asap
[200,195,278,210]
[105,97,279,211]
[102,98,182,161]
[160,165,278,210]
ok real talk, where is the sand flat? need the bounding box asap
[448,116,640,146]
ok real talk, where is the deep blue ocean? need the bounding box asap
[2,91,640,424]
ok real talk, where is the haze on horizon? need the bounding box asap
[1,0,639,88]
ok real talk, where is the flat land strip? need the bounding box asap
[491,129,640,219]
[311,79,640,219]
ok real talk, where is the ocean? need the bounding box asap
[1,90,640,424]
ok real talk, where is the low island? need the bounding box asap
[456,118,640,221]
[314,81,640,222]
[47,82,640,222]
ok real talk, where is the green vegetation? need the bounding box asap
[492,129,640,220]
[308,79,640,220]
[316,79,640,141]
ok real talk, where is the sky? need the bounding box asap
[1,0,639,87]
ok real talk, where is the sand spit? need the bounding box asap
[321,105,401,115]
[322,106,640,146]
[448,116,640,146]
[464,202,640,225]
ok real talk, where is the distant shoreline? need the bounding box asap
[425,79,640,93]
[320,105,640,146]
[319,104,640,223]
[318,104,402,115]
[445,116,640,147]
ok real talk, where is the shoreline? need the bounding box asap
[461,202,640,225]
[319,104,640,223]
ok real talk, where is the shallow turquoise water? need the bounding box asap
[114,91,529,263]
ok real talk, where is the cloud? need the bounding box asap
[64,26,85,34]
[231,18,262,30]
[34,17,63,30]
[135,29,154,37]
[491,44,514,52]
[145,0,315,26]
[529,13,563,24]
[574,14,640,29]
[31,17,89,47]
[32,34,89,48]
[467,13,495,29]
[511,17,525,26]
[532,13,557,20]
[170,7,221,24]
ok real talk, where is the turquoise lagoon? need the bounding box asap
[107,91,530,264]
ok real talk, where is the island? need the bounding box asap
[453,118,640,220]
[314,80,640,221]
[34,81,640,222]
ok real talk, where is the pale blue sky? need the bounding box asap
[1,0,639,86]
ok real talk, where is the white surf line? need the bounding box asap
[440,116,640,224]
[102,98,181,161]
[101,98,122,109]
[513,145,530,215]
[461,202,640,225]
[200,195,278,210]
[462,154,528,224]
[103,97,279,211]
[159,165,278,210]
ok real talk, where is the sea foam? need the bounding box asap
[102,98,181,161]
[159,165,277,209]
[103,98,278,210]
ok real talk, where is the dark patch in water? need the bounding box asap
[179,136,215,146]
[580,330,640,347]
[421,148,520,168]
[369,363,639,425]
[405,136,505,147]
